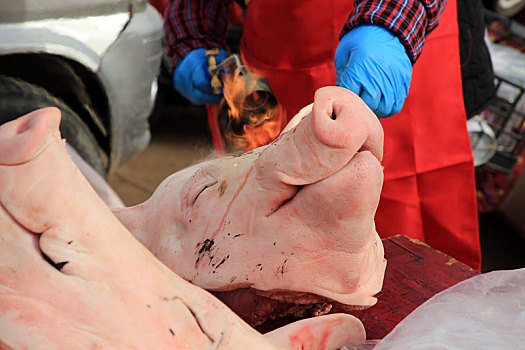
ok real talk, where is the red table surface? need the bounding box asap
[345,234,480,339]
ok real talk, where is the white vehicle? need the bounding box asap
[0,0,164,175]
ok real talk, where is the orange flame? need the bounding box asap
[242,105,287,150]
[220,67,287,152]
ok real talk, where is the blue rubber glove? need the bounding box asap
[173,48,228,105]
[335,25,412,118]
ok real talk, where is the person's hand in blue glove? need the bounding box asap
[173,48,228,105]
[335,25,412,118]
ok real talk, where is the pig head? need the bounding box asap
[114,86,387,323]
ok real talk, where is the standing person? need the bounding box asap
[163,0,482,270]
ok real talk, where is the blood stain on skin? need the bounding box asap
[289,325,333,350]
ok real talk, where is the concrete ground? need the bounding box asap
[107,92,525,273]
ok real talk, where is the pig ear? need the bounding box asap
[0,107,62,165]
[281,103,313,134]
[263,314,366,350]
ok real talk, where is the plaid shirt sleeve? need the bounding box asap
[164,0,233,70]
[341,0,447,64]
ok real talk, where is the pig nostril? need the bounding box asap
[330,112,337,120]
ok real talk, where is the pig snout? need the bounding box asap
[0,107,62,166]
[256,86,384,187]
[312,87,383,160]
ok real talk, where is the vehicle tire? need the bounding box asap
[0,75,106,176]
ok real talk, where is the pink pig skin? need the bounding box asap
[114,86,387,310]
[0,107,367,349]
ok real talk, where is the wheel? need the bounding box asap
[0,75,106,176]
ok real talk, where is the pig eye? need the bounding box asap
[195,186,209,200]
[190,176,218,205]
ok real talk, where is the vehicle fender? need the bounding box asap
[0,12,129,71]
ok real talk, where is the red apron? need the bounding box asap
[148,0,167,15]
[241,0,481,270]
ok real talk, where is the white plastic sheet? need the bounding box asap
[369,268,525,349]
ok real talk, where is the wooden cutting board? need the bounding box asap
[344,234,480,339]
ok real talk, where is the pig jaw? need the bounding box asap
[185,224,386,307]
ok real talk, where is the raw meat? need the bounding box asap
[0,107,366,349]
[114,86,387,324]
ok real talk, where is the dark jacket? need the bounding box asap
[458,0,496,118]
